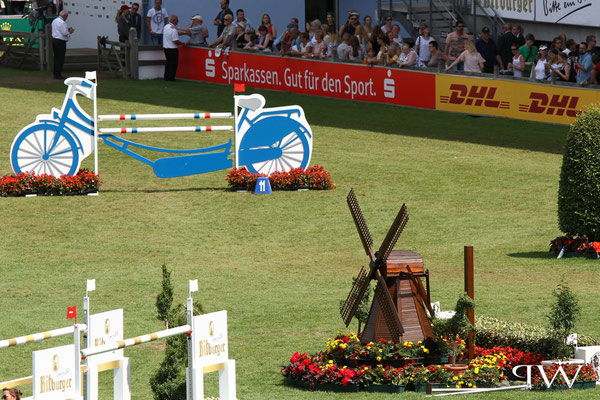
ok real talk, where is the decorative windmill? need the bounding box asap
[340,189,434,344]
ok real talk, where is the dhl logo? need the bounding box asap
[518,93,580,117]
[440,84,510,109]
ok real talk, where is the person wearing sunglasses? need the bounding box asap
[338,10,360,38]
[2,388,22,400]
[507,45,525,77]
[129,2,142,38]
[380,15,393,34]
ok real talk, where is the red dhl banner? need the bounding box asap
[436,74,600,125]
[177,47,436,110]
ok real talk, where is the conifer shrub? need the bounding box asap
[558,107,600,240]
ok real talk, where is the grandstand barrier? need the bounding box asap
[177,47,600,126]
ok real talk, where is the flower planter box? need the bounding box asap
[332,356,424,368]
[364,384,406,393]
[413,383,448,392]
[284,378,360,393]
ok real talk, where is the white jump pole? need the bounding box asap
[81,325,192,358]
[98,126,233,134]
[433,385,529,396]
[98,112,233,121]
[86,71,99,177]
[0,324,88,349]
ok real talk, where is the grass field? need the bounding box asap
[0,68,598,399]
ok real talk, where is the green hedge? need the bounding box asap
[474,316,600,358]
[558,107,600,240]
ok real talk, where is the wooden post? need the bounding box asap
[129,29,139,80]
[464,245,474,361]
[45,24,52,71]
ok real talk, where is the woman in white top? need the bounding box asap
[534,45,548,80]
[415,23,434,65]
[445,41,484,72]
[544,49,561,80]
[507,45,525,77]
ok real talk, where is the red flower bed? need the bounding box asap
[0,169,101,196]
[475,346,543,371]
[226,165,334,191]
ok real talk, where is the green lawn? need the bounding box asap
[0,68,598,399]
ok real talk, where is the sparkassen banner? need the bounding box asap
[436,74,600,125]
[177,47,436,110]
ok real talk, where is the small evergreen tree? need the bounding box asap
[150,266,204,400]
[558,107,600,240]
[156,264,174,329]
[547,282,580,344]
[432,293,474,366]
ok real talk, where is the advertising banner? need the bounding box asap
[192,310,228,368]
[177,48,437,110]
[88,309,124,365]
[476,0,598,26]
[32,344,77,400]
[435,74,600,125]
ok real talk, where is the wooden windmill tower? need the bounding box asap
[340,189,434,344]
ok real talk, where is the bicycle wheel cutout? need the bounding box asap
[11,123,81,177]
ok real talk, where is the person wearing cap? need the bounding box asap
[163,14,186,81]
[518,33,538,76]
[116,5,131,43]
[534,44,549,80]
[178,14,208,45]
[475,26,503,73]
[147,0,168,45]
[339,10,360,37]
[129,3,142,39]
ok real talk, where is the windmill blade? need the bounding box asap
[347,189,375,260]
[376,204,409,265]
[340,266,371,327]
[374,270,404,341]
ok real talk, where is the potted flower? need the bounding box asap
[432,293,475,369]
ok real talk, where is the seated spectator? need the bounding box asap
[385,43,399,66]
[243,33,259,51]
[208,13,235,48]
[256,24,274,51]
[279,27,300,55]
[234,21,248,48]
[337,32,352,60]
[519,33,538,76]
[545,49,561,80]
[427,40,442,68]
[391,24,402,46]
[380,15,392,33]
[375,32,389,60]
[260,13,276,39]
[311,31,327,58]
[362,16,373,37]
[2,388,22,400]
[415,23,434,65]
[550,52,571,82]
[446,41,484,72]
[592,58,600,85]
[355,24,370,54]
[398,43,418,67]
[508,44,525,77]
[339,10,360,37]
[364,42,381,65]
[369,25,383,54]
[180,14,208,46]
[234,8,253,33]
[348,35,363,61]
[323,24,338,56]
[308,19,321,41]
[534,44,549,80]
[289,32,312,58]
